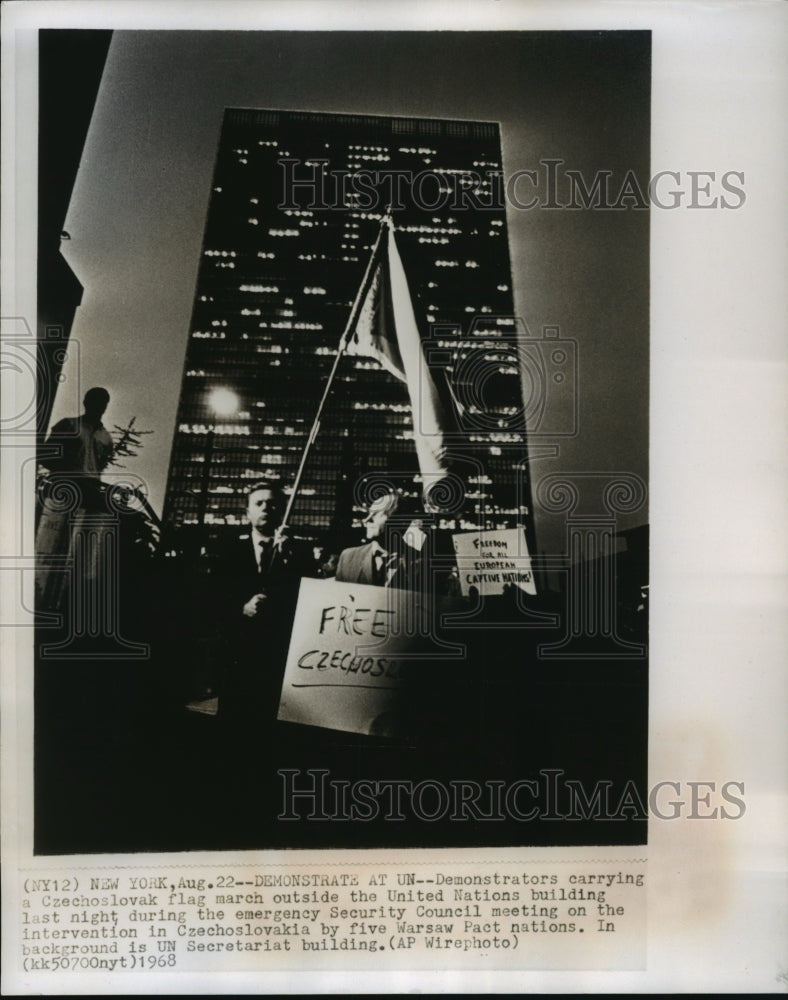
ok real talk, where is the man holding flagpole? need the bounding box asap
[214,480,308,730]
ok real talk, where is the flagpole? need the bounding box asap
[279,208,392,533]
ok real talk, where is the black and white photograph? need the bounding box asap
[1,1,785,994]
[31,27,650,855]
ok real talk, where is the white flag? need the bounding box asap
[347,221,451,482]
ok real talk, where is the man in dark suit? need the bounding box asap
[214,481,308,728]
[335,489,425,590]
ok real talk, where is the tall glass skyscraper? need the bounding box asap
[163,108,534,550]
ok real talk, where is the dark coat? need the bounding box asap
[212,532,310,725]
[335,540,424,591]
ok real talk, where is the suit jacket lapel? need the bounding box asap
[363,544,377,585]
[246,537,259,577]
[261,538,274,576]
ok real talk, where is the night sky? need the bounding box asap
[55,30,650,552]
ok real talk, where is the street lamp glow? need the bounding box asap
[208,387,239,417]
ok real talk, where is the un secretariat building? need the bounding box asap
[163,108,537,551]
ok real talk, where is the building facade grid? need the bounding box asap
[164,108,533,550]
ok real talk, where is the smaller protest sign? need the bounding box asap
[451,527,537,597]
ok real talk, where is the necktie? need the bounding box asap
[256,538,269,572]
[373,550,385,585]
[373,550,398,586]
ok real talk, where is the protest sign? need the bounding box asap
[277,577,460,736]
[452,528,537,597]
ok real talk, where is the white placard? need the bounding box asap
[278,577,454,736]
[451,528,537,597]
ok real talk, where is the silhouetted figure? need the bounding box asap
[36,387,114,612]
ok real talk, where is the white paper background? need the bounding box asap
[2,0,787,993]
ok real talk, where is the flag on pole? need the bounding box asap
[347,221,452,484]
